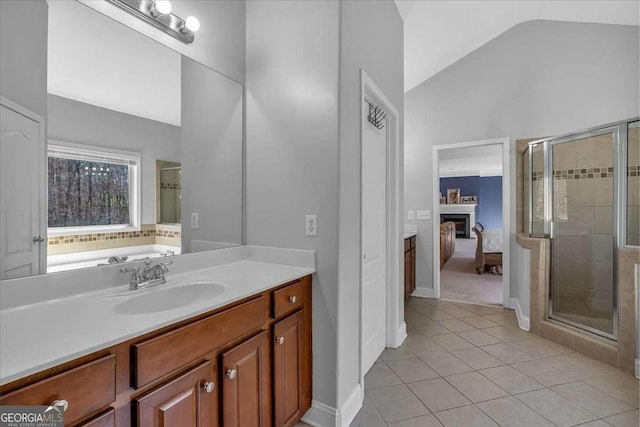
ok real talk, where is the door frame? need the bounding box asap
[359,70,404,383]
[432,137,511,307]
[0,96,47,275]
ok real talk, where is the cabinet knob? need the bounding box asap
[275,336,285,344]
[226,369,237,380]
[288,295,297,303]
[203,381,215,393]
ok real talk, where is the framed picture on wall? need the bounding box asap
[461,195,477,204]
[447,188,460,204]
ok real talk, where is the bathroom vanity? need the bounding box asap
[0,248,314,427]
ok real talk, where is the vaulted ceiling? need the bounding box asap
[395,0,640,92]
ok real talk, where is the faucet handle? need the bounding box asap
[120,266,140,274]
[144,258,153,266]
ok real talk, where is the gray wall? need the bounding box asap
[246,0,341,408]
[181,57,243,252]
[0,0,47,117]
[47,94,180,225]
[337,0,404,405]
[246,0,403,416]
[405,20,640,311]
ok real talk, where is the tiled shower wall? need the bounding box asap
[627,125,639,246]
[47,224,181,255]
[550,134,615,323]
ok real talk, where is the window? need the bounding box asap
[47,141,140,235]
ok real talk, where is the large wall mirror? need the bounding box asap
[0,0,243,278]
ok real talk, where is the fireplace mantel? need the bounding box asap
[440,204,477,239]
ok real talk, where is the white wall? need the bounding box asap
[0,0,48,117]
[245,0,341,410]
[181,57,243,252]
[405,20,640,311]
[47,95,180,225]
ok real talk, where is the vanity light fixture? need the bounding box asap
[106,0,200,45]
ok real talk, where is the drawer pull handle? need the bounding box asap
[288,296,297,303]
[48,400,68,413]
[203,381,215,393]
[226,369,237,380]
[275,336,285,344]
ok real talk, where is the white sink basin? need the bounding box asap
[113,282,227,314]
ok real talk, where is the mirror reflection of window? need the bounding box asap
[628,120,639,246]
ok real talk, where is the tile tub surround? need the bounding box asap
[355,297,638,427]
[0,245,316,385]
[47,223,181,255]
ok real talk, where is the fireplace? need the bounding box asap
[440,214,470,238]
[439,203,477,239]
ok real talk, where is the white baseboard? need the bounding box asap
[301,385,363,427]
[411,287,435,298]
[635,359,639,379]
[510,297,530,331]
[396,321,407,347]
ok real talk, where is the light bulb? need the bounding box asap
[153,0,172,16]
[185,16,200,32]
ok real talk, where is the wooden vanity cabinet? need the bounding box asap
[0,275,312,427]
[404,236,416,300]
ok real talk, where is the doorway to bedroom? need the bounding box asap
[433,138,510,307]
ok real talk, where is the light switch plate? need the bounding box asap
[306,215,318,237]
[191,212,199,229]
[408,210,415,220]
[417,210,430,220]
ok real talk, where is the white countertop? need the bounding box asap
[0,248,315,385]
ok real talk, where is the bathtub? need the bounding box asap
[47,244,181,273]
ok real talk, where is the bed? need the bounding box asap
[473,224,503,274]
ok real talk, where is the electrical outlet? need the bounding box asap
[408,210,415,220]
[305,215,318,237]
[191,212,199,229]
[417,210,430,220]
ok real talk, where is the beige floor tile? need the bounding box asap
[480,343,534,364]
[482,313,519,326]
[478,366,544,394]
[477,396,555,427]
[444,371,509,403]
[583,373,640,407]
[405,324,424,339]
[460,316,500,329]
[388,414,444,427]
[434,404,498,427]
[405,309,430,325]
[381,345,416,362]
[403,336,447,356]
[461,304,504,316]
[605,409,640,427]
[387,357,440,383]
[482,325,532,341]
[442,307,477,318]
[439,318,477,332]
[364,363,403,390]
[413,320,453,337]
[350,396,387,427]
[408,378,471,412]
[456,330,502,346]
[368,384,430,423]
[431,334,475,351]
[452,347,504,370]
[426,310,456,321]
[511,358,583,386]
[509,338,567,358]
[419,352,474,377]
[516,388,598,427]
[574,421,616,427]
[551,381,633,417]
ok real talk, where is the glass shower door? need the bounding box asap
[549,129,617,339]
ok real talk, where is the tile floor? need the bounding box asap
[351,297,639,427]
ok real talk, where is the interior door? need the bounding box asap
[0,102,44,279]
[361,99,387,374]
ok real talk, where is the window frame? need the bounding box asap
[47,140,141,236]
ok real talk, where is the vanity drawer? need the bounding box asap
[0,354,116,425]
[273,280,305,319]
[133,296,266,388]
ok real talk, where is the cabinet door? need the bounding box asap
[273,310,305,427]
[136,360,214,427]
[410,248,416,294]
[221,331,270,427]
[76,409,115,427]
[404,250,411,300]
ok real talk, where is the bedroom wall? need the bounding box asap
[439,175,503,228]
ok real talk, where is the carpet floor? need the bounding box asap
[440,238,503,306]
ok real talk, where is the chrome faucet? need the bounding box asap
[108,256,128,264]
[121,259,173,290]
